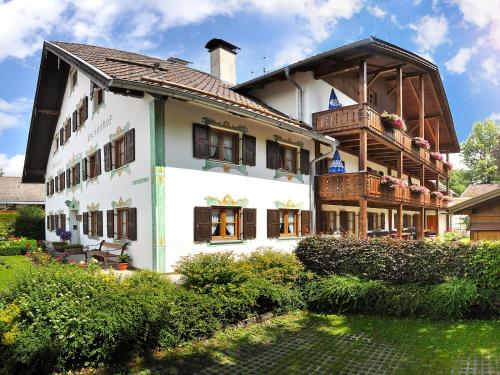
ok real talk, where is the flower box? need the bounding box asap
[381,111,407,132]
[380,175,406,189]
[409,184,430,194]
[443,161,453,170]
[430,152,444,161]
[431,191,444,199]
[413,137,430,150]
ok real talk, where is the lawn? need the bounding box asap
[125,312,499,375]
[0,255,32,290]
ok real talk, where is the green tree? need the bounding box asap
[14,205,45,240]
[0,169,4,176]
[449,169,468,196]
[461,119,500,184]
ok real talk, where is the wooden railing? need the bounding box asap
[317,172,447,209]
[313,104,448,178]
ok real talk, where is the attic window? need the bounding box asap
[93,87,104,112]
[71,70,78,89]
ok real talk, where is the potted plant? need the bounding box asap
[409,184,430,194]
[116,254,130,270]
[381,111,407,131]
[413,137,430,150]
[54,229,72,251]
[443,161,453,170]
[431,191,444,199]
[380,175,406,189]
[442,195,453,203]
[430,152,444,161]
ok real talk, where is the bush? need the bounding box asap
[0,212,17,240]
[14,206,45,240]
[472,241,500,289]
[0,239,37,256]
[295,236,493,285]
[302,274,482,319]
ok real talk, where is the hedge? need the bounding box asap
[0,239,37,256]
[295,236,499,287]
[0,213,17,240]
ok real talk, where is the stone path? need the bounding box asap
[451,353,499,375]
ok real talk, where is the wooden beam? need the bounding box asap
[397,151,403,178]
[397,204,403,239]
[435,119,440,152]
[386,83,398,96]
[314,54,373,79]
[359,130,367,171]
[419,75,425,139]
[367,63,406,89]
[359,198,368,239]
[37,109,60,116]
[359,60,367,104]
[396,67,403,117]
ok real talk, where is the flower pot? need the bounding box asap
[117,262,128,271]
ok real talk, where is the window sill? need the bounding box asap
[88,235,100,240]
[209,239,245,245]
[113,164,129,173]
[277,236,303,241]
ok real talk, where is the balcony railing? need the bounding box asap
[317,172,447,209]
[313,104,450,177]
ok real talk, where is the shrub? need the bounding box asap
[295,236,488,285]
[425,278,478,319]
[0,212,17,240]
[302,275,387,313]
[240,248,303,286]
[0,239,37,256]
[472,242,500,289]
[14,206,45,240]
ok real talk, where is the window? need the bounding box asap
[64,118,71,142]
[89,153,97,179]
[325,211,337,234]
[339,211,355,233]
[83,150,101,180]
[71,70,78,89]
[210,129,238,163]
[211,207,240,240]
[90,211,98,236]
[94,87,104,111]
[55,135,59,152]
[279,145,297,173]
[279,209,298,237]
[114,136,126,169]
[77,97,88,127]
[71,164,78,186]
[117,208,128,240]
[59,172,65,191]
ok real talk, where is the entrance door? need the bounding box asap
[69,210,80,244]
[427,215,437,234]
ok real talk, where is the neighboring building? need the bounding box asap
[0,176,45,210]
[449,187,500,240]
[22,37,459,271]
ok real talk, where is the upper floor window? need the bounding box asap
[83,149,102,180]
[279,209,298,237]
[93,87,104,111]
[368,90,377,106]
[211,207,240,240]
[71,162,80,186]
[106,207,137,241]
[71,70,78,89]
[104,129,135,172]
[58,171,65,191]
[78,97,89,127]
[192,123,256,166]
[266,140,309,175]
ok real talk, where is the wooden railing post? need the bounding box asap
[359,130,367,172]
[419,74,425,139]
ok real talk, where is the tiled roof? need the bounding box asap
[460,184,500,198]
[50,42,299,126]
[0,177,44,203]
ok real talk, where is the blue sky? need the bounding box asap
[0,0,499,175]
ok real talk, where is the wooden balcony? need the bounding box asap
[313,104,450,178]
[316,172,447,209]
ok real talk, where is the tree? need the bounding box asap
[449,169,468,196]
[14,205,45,240]
[461,119,500,184]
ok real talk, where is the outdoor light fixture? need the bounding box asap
[64,200,71,207]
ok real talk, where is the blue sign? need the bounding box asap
[329,89,342,110]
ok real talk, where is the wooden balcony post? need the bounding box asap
[418,207,425,239]
[359,198,367,239]
[359,130,367,171]
[419,75,425,139]
[388,208,393,231]
[397,151,403,178]
[396,67,403,117]
[435,119,440,152]
[397,204,403,239]
[359,60,367,104]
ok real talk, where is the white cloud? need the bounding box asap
[0,97,32,134]
[445,47,476,73]
[490,112,500,121]
[0,153,24,176]
[481,57,499,85]
[369,5,386,18]
[449,153,465,170]
[409,15,449,56]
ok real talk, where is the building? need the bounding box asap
[0,176,44,210]
[449,187,500,240]
[22,37,459,271]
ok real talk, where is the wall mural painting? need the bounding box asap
[86,202,100,212]
[111,197,132,209]
[202,117,248,134]
[67,198,80,211]
[273,134,304,149]
[87,114,112,142]
[203,160,248,175]
[274,199,303,210]
[205,194,249,208]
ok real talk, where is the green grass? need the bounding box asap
[119,312,499,375]
[0,255,32,290]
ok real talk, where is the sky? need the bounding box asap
[0,0,499,176]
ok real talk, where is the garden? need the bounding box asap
[0,236,498,374]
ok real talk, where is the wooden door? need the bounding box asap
[426,215,437,234]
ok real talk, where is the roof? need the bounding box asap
[234,36,459,154]
[23,41,331,182]
[460,184,500,198]
[448,187,500,214]
[469,222,500,231]
[0,177,45,204]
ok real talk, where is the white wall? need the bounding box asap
[163,100,315,271]
[44,70,153,269]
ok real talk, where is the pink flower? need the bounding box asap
[430,152,443,161]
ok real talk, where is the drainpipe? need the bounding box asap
[310,136,339,236]
[285,67,303,122]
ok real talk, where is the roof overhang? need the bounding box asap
[448,188,500,214]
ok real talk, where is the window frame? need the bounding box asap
[71,70,78,89]
[71,165,77,186]
[279,144,298,174]
[59,173,65,191]
[90,211,98,236]
[114,136,126,169]
[116,208,129,240]
[210,206,240,241]
[209,128,239,164]
[279,209,299,237]
[94,87,104,111]
[89,153,97,179]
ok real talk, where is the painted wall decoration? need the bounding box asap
[111,197,132,209]
[205,194,249,207]
[86,202,100,212]
[203,160,248,175]
[202,117,248,133]
[273,134,304,148]
[274,199,303,209]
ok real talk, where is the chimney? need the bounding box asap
[205,38,240,85]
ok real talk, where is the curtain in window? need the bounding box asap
[210,133,219,159]
[211,209,220,236]
[223,135,233,161]
[225,209,235,236]
[279,210,285,233]
[288,211,295,233]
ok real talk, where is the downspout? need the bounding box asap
[285,67,303,122]
[310,136,339,236]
